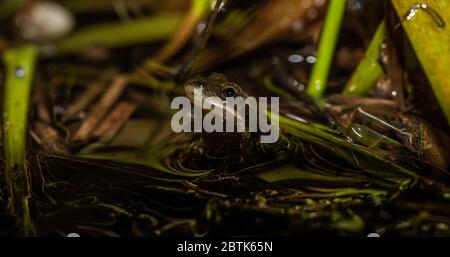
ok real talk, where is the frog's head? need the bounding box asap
[184,73,246,105]
[183,73,257,159]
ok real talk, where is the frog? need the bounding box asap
[179,73,291,171]
[329,102,450,172]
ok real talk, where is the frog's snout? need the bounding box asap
[184,78,202,101]
[184,83,197,103]
[184,79,208,110]
[184,83,194,101]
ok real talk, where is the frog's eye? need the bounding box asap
[223,87,236,98]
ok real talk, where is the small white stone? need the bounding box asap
[18,1,75,42]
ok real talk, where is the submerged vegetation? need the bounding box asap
[0,0,450,236]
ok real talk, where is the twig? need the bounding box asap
[151,0,212,63]
[328,94,397,107]
[73,75,128,141]
[34,79,52,124]
[93,101,138,141]
[61,81,106,122]
[33,121,69,154]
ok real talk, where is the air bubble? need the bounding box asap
[288,54,304,63]
[15,67,25,78]
[306,56,317,64]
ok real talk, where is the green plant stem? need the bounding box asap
[2,45,37,236]
[262,76,295,100]
[306,0,346,100]
[390,0,450,126]
[343,20,387,96]
[55,14,182,54]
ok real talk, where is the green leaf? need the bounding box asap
[2,44,38,235]
[391,0,450,126]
